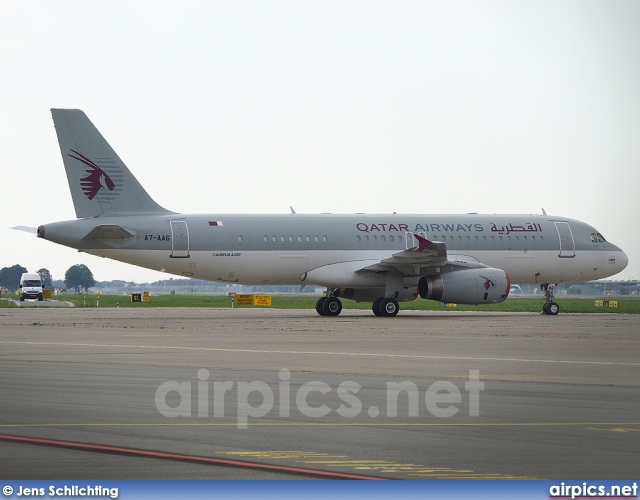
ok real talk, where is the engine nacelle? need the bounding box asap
[418,268,510,305]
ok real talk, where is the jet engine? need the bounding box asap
[418,268,510,305]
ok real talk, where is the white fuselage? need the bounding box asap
[40,213,628,289]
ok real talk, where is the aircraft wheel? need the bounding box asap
[547,302,560,315]
[322,296,343,317]
[380,297,399,317]
[315,297,327,316]
[372,298,384,316]
[542,302,560,315]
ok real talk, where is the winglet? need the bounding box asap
[414,233,432,252]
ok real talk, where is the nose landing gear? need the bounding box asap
[541,283,560,315]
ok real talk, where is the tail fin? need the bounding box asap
[51,109,174,218]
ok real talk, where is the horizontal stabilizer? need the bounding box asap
[12,226,38,234]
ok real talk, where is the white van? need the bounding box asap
[19,273,44,301]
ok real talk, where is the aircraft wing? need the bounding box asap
[357,234,483,275]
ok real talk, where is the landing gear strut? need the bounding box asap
[541,283,560,315]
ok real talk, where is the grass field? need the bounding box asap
[2,294,639,313]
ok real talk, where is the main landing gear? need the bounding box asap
[315,296,343,317]
[315,293,400,317]
[372,297,399,317]
[541,283,560,315]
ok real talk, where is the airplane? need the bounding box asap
[21,109,628,317]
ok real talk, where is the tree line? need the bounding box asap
[0,264,96,293]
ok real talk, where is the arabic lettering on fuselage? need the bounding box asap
[355,222,484,233]
[489,223,542,235]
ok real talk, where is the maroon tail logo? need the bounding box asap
[480,275,495,290]
[68,149,116,200]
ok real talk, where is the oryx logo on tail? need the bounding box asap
[68,149,116,200]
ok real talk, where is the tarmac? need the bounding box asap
[1,307,638,479]
[5,298,74,307]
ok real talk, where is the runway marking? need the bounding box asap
[587,427,640,433]
[119,334,190,337]
[1,427,629,479]
[0,434,385,480]
[219,451,535,479]
[1,422,638,428]
[215,451,347,459]
[407,473,532,479]
[2,341,638,366]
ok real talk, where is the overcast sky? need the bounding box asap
[2,0,639,284]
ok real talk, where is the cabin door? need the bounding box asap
[554,222,575,258]
[170,220,190,258]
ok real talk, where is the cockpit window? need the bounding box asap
[590,232,607,243]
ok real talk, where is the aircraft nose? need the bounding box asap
[610,249,629,273]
